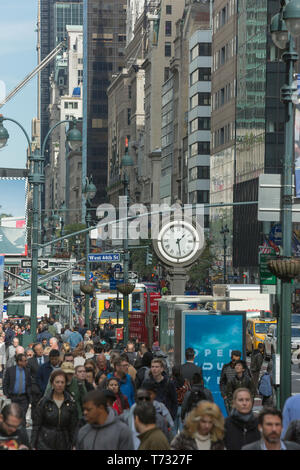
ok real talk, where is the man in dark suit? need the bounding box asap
[242,407,300,450]
[36,349,61,394]
[180,348,203,385]
[3,353,32,425]
[27,343,48,422]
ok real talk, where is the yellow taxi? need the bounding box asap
[246,317,277,354]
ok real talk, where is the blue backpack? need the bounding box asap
[258,373,272,397]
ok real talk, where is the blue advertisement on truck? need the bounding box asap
[181,312,246,417]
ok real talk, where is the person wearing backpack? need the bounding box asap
[170,365,190,433]
[258,361,273,406]
[181,373,213,422]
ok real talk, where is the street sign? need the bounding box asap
[259,252,277,286]
[114,272,124,280]
[114,263,123,273]
[21,259,49,269]
[109,277,124,290]
[88,253,121,262]
[258,174,300,222]
[128,271,138,280]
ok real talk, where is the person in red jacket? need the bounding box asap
[106,377,130,416]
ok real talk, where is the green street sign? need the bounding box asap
[259,251,277,285]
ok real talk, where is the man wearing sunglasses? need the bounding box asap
[125,388,172,450]
[0,403,30,450]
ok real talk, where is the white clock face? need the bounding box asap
[157,220,201,264]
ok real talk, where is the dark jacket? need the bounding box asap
[138,426,171,450]
[242,439,300,450]
[250,349,264,373]
[180,362,203,385]
[181,384,214,420]
[3,365,32,402]
[37,362,59,395]
[31,390,78,450]
[171,431,225,450]
[27,356,48,396]
[284,419,300,444]
[4,328,15,347]
[224,411,260,450]
[75,407,134,450]
[142,372,178,420]
[220,361,251,397]
[226,372,256,407]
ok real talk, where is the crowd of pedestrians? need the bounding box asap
[0,316,300,450]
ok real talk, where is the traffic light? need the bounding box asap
[146,249,153,265]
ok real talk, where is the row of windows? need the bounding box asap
[213,38,236,72]
[189,190,210,204]
[212,122,235,149]
[93,61,113,72]
[190,67,211,86]
[190,92,211,109]
[64,102,79,109]
[190,141,210,157]
[213,81,235,110]
[189,166,210,181]
[190,42,212,61]
[190,117,211,133]
[213,0,237,34]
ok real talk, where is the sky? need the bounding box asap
[0,1,37,216]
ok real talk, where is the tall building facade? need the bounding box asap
[44,26,83,225]
[40,0,83,162]
[210,0,285,279]
[82,0,127,216]
[188,28,211,229]
[233,0,285,277]
[210,0,237,276]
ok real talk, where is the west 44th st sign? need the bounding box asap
[88,253,121,262]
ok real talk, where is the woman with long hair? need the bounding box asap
[106,377,130,416]
[31,370,78,450]
[171,401,225,450]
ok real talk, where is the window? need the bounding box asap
[190,141,210,157]
[165,21,172,36]
[189,166,210,181]
[165,42,172,57]
[198,43,211,57]
[191,68,211,85]
[190,117,211,132]
[166,5,172,14]
[191,43,211,61]
[127,108,131,126]
[164,67,170,82]
[197,190,209,203]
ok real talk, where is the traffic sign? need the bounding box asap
[259,252,277,286]
[114,272,124,280]
[88,253,121,262]
[21,259,49,269]
[114,263,123,273]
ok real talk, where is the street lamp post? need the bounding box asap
[121,148,134,345]
[82,176,96,327]
[271,0,300,408]
[220,224,229,284]
[0,115,82,341]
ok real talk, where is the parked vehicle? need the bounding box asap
[246,318,276,355]
[264,324,300,360]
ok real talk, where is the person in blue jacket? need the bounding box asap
[106,357,135,407]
